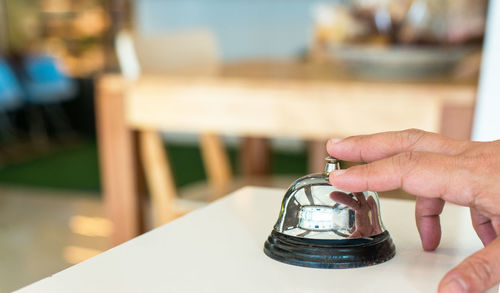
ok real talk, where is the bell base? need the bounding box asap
[263,230,395,269]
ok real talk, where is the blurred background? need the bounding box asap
[0,0,491,291]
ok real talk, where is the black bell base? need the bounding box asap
[264,230,396,269]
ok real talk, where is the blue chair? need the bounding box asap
[0,58,23,143]
[20,54,77,141]
[22,54,76,104]
[0,58,23,111]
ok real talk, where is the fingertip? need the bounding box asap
[438,277,466,293]
[330,138,344,144]
[328,172,335,187]
[417,222,442,251]
[329,169,346,185]
[332,170,346,177]
[328,171,334,181]
[439,238,500,293]
[415,198,444,252]
[326,138,344,156]
[329,170,347,190]
[439,267,469,293]
[422,239,439,251]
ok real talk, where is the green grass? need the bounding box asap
[0,143,101,192]
[0,141,308,196]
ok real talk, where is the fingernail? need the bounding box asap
[330,170,347,188]
[331,170,346,177]
[441,279,465,293]
[330,138,344,144]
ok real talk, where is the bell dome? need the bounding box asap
[264,157,396,269]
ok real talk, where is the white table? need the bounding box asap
[19,187,498,292]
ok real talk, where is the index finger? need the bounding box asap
[327,129,468,163]
[329,151,475,207]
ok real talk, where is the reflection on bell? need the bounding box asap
[264,157,396,269]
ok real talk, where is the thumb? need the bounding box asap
[439,237,500,293]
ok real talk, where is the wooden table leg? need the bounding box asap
[96,76,141,246]
[239,137,271,177]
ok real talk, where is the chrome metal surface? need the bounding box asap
[324,157,340,174]
[273,157,386,240]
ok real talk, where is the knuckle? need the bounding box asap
[414,199,427,217]
[460,145,498,173]
[394,151,421,171]
[399,129,425,149]
[391,151,422,190]
[405,128,424,137]
[463,256,494,286]
[359,148,369,163]
[360,163,375,190]
[456,143,500,206]
[415,198,443,217]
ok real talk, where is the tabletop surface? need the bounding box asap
[19,187,498,293]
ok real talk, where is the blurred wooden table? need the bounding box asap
[96,62,477,245]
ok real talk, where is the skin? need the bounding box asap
[330,191,382,238]
[326,129,500,293]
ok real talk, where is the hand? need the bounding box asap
[326,129,500,293]
[330,191,382,238]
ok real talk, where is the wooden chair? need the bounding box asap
[114,29,232,228]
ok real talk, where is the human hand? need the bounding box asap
[330,191,382,238]
[326,129,500,293]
